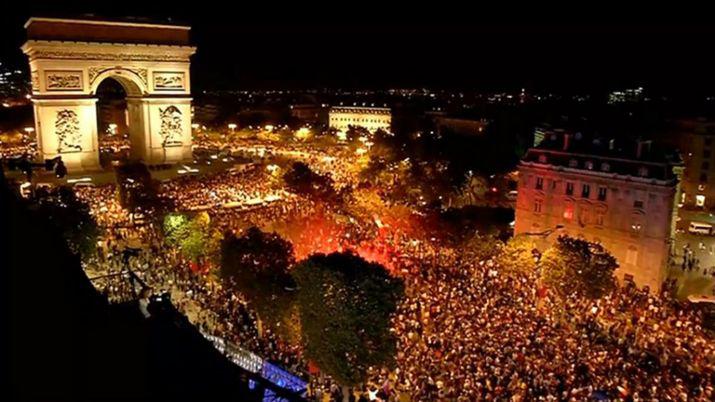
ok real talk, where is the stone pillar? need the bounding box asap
[136,97,193,165]
[33,98,100,172]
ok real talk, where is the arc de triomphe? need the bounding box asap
[22,17,196,172]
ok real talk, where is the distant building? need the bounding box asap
[668,119,715,212]
[329,106,391,133]
[0,61,30,105]
[515,131,682,291]
[433,116,488,136]
[289,103,328,125]
[608,87,644,104]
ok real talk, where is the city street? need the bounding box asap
[671,231,715,297]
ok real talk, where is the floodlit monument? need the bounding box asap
[22,17,196,171]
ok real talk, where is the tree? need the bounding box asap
[221,227,297,338]
[32,185,99,258]
[540,235,618,299]
[500,235,539,276]
[162,212,221,265]
[283,161,337,201]
[116,162,172,221]
[293,252,404,391]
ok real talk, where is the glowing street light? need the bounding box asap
[23,127,35,135]
[228,123,237,131]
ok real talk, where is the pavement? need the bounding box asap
[670,231,715,298]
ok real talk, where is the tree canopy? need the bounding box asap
[31,185,99,258]
[540,235,618,299]
[221,227,297,337]
[283,161,337,201]
[163,212,221,264]
[293,252,404,387]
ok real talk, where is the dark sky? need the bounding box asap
[2,2,714,93]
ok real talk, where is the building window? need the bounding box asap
[601,162,611,172]
[551,180,557,190]
[697,194,706,207]
[597,187,607,201]
[703,161,710,171]
[700,173,708,183]
[704,150,711,158]
[638,166,649,177]
[633,200,644,209]
[538,154,548,163]
[563,204,574,220]
[581,184,590,198]
[626,246,638,265]
[569,159,578,168]
[706,137,713,147]
[566,182,574,196]
[534,199,543,213]
[681,192,686,204]
[535,177,544,190]
[595,208,605,226]
[631,222,642,233]
[585,161,594,170]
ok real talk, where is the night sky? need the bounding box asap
[1,2,714,93]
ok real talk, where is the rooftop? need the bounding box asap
[24,17,191,46]
[522,131,682,182]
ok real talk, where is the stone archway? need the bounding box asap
[22,17,196,172]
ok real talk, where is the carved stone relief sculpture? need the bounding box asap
[154,72,185,89]
[46,71,82,90]
[55,109,82,153]
[159,106,183,147]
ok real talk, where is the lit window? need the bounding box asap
[563,204,574,220]
[631,222,642,233]
[699,184,706,191]
[681,192,686,204]
[697,194,706,207]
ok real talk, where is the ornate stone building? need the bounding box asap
[22,17,196,171]
[515,132,683,291]
[328,106,391,133]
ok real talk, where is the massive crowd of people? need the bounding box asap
[28,135,714,401]
[161,167,288,211]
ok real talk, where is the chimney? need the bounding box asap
[563,133,571,151]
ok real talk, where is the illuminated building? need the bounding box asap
[329,105,391,133]
[515,131,683,291]
[607,87,644,104]
[22,17,195,171]
[668,119,715,214]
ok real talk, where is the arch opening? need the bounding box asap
[95,76,147,167]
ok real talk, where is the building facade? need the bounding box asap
[669,119,715,212]
[22,17,195,171]
[328,106,391,133]
[515,132,682,291]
